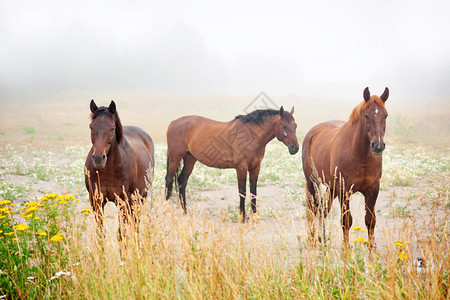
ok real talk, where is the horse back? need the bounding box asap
[167,115,229,152]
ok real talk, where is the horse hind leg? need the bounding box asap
[177,152,197,213]
[305,182,318,245]
[165,152,184,200]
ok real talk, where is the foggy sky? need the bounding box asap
[1,0,450,101]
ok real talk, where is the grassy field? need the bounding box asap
[0,95,449,298]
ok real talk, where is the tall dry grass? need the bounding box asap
[56,190,449,299]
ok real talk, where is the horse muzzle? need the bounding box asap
[370,142,385,155]
[92,154,107,169]
[288,144,299,155]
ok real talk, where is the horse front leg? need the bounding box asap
[236,167,247,223]
[90,191,106,238]
[363,185,379,248]
[338,192,353,247]
[249,165,260,214]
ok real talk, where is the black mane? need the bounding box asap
[235,109,292,124]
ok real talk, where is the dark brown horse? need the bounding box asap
[302,87,389,246]
[165,107,299,222]
[85,100,154,237]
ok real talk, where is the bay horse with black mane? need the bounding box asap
[302,87,389,247]
[166,107,299,222]
[85,100,154,238]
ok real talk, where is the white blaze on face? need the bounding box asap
[375,108,378,114]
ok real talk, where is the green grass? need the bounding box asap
[23,126,35,134]
[0,179,30,200]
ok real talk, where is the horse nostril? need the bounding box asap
[370,142,375,149]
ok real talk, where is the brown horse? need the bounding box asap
[165,107,299,222]
[85,100,154,238]
[302,87,389,246]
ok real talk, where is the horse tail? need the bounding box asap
[165,153,182,199]
[174,160,182,195]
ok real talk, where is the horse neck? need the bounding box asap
[342,119,371,159]
[106,135,129,166]
[248,116,279,146]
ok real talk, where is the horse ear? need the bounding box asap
[363,87,370,102]
[90,100,98,112]
[380,87,389,102]
[108,101,116,114]
[280,106,284,117]
[290,106,295,115]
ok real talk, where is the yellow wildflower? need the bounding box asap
[395,240,409,248]
[42,193,58,201]
[80,209,91,216]
[24,201,39,207]
[12,238,18,242]
[353,226,363,231]
[399,251,408,261]
[15,224,29,231]
[64,195,74,201]
[36,230,47,236]
[363,239,370,244]
[4,232,14,236]
[395,241,405,247]
[0,215,6,219]
[0,208,10,214]
[354,236,364,242]
[50,233,63,242]
[26,206,38,213]
[34,217,40,220]
[23,214,33,218]
[0,200,13,206]
[0,230,3,234]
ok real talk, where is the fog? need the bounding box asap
[1,0,450,101]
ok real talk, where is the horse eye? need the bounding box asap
[364,114,369,119]
[110,127,115,132]
[282,124,287,130]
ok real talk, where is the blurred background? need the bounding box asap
[1,0,449,143]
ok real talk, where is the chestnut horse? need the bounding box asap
[166,107,299,222]
[85,100,154,238]
[302,87,389,246]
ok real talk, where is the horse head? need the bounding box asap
[276,106,299,155]
[89,100,123,168]
[362,87,389,155]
